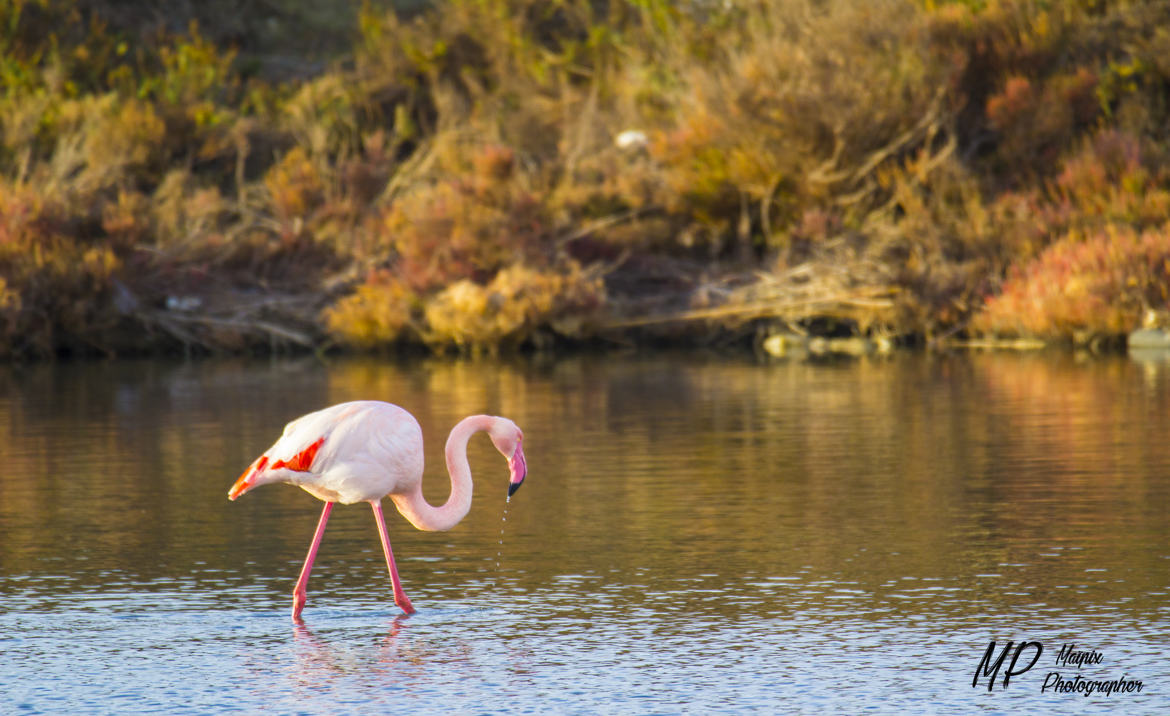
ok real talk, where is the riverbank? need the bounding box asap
[4,0,1170,358]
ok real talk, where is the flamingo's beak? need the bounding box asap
[507,442,526,497]
[229,456,267,501]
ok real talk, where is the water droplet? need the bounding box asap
[495,498,510,574]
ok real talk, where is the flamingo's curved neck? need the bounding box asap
[389,415,495,532]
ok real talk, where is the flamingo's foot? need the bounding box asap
[292,589,307,623]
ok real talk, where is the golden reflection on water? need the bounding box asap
[1,352,1169,624]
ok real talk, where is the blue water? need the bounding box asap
[3,583,1166,713]
[1,354,1168,712]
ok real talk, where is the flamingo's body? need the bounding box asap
[228,401,526,622]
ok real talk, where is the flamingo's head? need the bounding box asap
[489,418,526,497]
[229,455,270,501]
[229,437,325,501]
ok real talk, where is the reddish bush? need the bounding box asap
[974,224,1170,339]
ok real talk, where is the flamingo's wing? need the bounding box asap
[231,401,421,504]
[230,402,361,500]
[265,401,371,473]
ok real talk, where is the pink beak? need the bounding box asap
[508,443,527,497]
[228,456,267,501]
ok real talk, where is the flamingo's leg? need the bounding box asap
[371,500,415,614]
[292,501,333,623]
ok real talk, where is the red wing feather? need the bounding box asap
[271,437,325,473]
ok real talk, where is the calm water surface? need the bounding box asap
[1,353,1168,713]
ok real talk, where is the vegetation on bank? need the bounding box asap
[3,0,1170,357]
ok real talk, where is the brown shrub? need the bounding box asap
[384,145,550,292]
[0,182,121,355]
[985,68,1098,176]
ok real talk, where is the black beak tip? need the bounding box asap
[508,480,523,497]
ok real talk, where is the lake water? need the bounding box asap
[1,352,1168,713]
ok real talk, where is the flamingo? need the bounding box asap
[228,401,526,622]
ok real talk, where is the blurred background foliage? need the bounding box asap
[3,0,1170,357]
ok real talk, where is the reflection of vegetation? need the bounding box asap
[4,0,1170,357]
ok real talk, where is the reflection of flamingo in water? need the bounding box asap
[292,615,458,682]
[229,401,527,622]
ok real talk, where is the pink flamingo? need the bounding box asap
[228,401,526,622]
